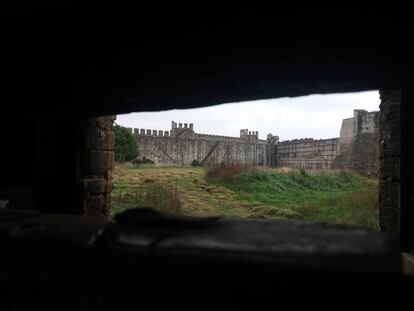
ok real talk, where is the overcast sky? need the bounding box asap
[116,90,380,141]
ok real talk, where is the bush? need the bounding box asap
[113,125,138,162]
[205,161,252,179]
[191,159,201,166]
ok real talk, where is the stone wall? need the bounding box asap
[335,110,380,177]
[80,116,115,217]
[378,90,401,233]
[134,122,270,166]
[275,138,340,170]
[130,111,379,175]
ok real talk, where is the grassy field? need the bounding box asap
[111,164,379,229]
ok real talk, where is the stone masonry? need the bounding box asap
[378,90,401,233]
[130,110,379,175]
[335,110,380,177]
[80,115,116,217]
[132,122,274,166]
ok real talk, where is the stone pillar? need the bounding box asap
[378,90,401,233]
[80,115,115,217]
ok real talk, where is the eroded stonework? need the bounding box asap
[335,110,380,177]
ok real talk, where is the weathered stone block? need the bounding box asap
[379,157,400,181]
[84,178,107,196]
[106,181,113,194]
[103,195,111,217]
[86,116,115,130]
[83,150,114,176]
[85,128,115,151]
[84,195,105,217]
[378,89,401,235]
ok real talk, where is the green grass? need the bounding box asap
[111,165,379,230]
[208,169,379,229]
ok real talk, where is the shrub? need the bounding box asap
[113,125,138,162]
[205,161,252,179]
[191,159,201,166]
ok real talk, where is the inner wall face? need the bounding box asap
[107,91,395,231]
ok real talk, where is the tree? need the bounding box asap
[113,125,138,162]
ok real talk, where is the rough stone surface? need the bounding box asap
[275,138,339,170]
[83,150,115,176]
[135,122,273,166]
[80,116,115,217]
[84,195,105,217]
[378,90,401,233]
[335,110,380,177]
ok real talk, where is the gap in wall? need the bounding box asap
[110,91,381,229]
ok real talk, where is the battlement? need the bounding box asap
[353,109,379,134]
[171,121,194,131]
[193,133,266,144]
[131,122,269,143]
[132,128,170,137]
[169,121,195,138]
[239,129,259,140]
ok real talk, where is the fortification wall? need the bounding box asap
[335,110,380,176]
[127,112,379,175]
[133,125,268,166]
[338,117,354,155]
[275,138,340,170]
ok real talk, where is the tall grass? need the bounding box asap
[111,181,182,218]
[207,162,379,229]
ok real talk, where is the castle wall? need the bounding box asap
[134,128,268,166]
[338,117,354,156]
[275,138,339,170]
[129,112,379,176]
[335,110,380,177]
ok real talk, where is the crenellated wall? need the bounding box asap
[133,122,270,166]
[128,112,379,175]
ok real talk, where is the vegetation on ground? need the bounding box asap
[111,163,379,229]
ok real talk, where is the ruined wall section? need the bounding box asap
[275,138,340,170]
[335,110,380,177]
[338,117,354,156]
[378,90,401,233]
